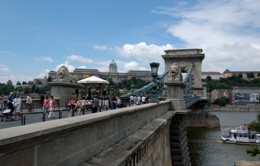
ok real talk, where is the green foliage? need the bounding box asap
[117,77,148,90]
[247,113,260,158]
[6,80,14,88]
[205,75,260,92]
[246,146,260,158]
[248,121,260,133]
[0,82,51,95]
[205,76,212,82]
[108,77,149,96]
[47,77,52,82]
[0,83,13,95]
[213,96,229,106]
[247,72,255,78]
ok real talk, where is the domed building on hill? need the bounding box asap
[48,60,153,83]
[109,59,117,73]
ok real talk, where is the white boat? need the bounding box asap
[221,124,260,145]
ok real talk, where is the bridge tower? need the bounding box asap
[162,48,205,96]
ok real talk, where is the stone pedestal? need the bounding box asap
[49,82,78,107]
[165,81,186,111]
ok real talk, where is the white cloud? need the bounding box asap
[116,42,173,74]
[67,54,93,64]
[55,61,75,72]
[93,45,112,51]
[124,61,139,71]
[34,56,53,62]
[37,69,50,78]
[155,0,260,72]
[0,50,17,57]
[116,42,174,62]
[78,66,87,69]
[0,65,10,72]
[123,61,149,71]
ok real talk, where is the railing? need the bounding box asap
[182,63,194,96]
[120,71,168,98]
[184,95,200,108]
[0,107,94,128]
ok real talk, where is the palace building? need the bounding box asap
[48,60,153,83]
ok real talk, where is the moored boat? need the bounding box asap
[221,124,260,145]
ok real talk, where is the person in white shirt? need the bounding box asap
[26,93,33,112]
[141,95,146,104]
[48,96,56,118]
[13,93,22,119]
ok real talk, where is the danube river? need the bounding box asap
[187,111,260,166]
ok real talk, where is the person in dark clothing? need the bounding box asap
[40,94,45,107]
[92,95,99,113]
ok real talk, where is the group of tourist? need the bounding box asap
[1,92,25,120]
[66,94,100,116]
[129,95,150,106]
[0,91,152,122]
[41,95,57,118]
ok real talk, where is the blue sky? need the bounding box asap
[1,0,260,84]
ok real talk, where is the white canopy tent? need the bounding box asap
[77,76,110,108]
[77,76,109,85]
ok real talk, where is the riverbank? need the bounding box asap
[208,104,260,112]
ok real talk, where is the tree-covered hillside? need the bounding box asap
[204,75,260,92]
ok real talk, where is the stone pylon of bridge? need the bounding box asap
[165,80,191,165]
[162,48,205,97]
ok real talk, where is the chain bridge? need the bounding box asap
[0,49,210,166]
[121,48,206,109]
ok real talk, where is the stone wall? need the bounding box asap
[208,105,260,112]
[83,111,175,166]
[0,101,171,166]
[187,112,220,128]
[170,113,191,166]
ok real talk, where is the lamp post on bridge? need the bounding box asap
[150,62,160,103]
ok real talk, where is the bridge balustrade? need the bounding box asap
[0,101,172,166]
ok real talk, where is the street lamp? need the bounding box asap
[150,62,160,103]
[150,62,160,79]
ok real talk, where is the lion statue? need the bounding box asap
[167,63,183,82]
[55,65,76,83]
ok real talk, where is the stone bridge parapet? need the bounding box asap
[0,101,173,166]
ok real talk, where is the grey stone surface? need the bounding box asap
[162,48,204,97]
[0,101,171,166]
[85,112,175,166]
[50,82,78,107]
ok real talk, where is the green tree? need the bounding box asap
[213,96,229,106]
[16,81,21,86]
[247,112,260,158]
[247,72,255,79]
[47,76,52,82]
[6,80,13,87]
[31,84,36,93]
[205,76,212,82]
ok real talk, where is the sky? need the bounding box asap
[1,0,260,84]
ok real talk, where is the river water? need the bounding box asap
[187,111,260,166]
